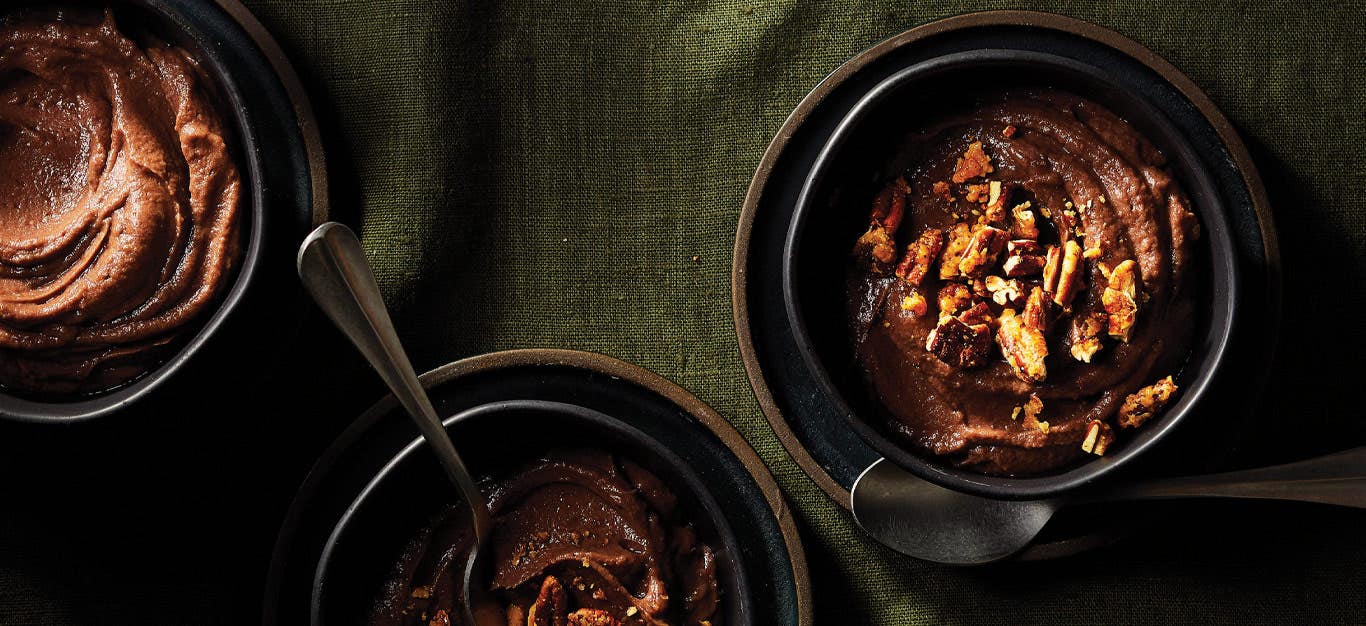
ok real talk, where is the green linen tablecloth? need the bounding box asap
[1,1,1363,624]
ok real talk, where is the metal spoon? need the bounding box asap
[298,222,497,625]
[852,446,1366,565]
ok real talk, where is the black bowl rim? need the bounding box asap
[312,398,753,625]
[781,48,1240,499]
[0,0,325,422]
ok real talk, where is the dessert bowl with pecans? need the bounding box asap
[784,49,1239,499]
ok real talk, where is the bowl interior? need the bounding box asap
[783,50,1239,499]
[313,400,752,625]
[0,0,265,420]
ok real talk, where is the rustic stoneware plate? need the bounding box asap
[732,10,1280,558]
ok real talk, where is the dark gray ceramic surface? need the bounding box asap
[782,49,1239,499]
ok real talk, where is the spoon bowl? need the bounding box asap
[852,447,1366,565]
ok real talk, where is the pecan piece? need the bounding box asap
[899,292,928,317]
[1002,124,1017,138]
[1118,376,1178,429]
[1041,244,1062,293]
[1014,393,1049,433]
[566,609,620,626]
[997,308,1048,383]
[984,275,1024,307]
[951,140,994,183]
[1081,420,1115,455]
[1069,311,1107,363]
[926,315,992,369]
[956,225,1008,278]
[1002,239,1045,277]
[1010,201,1039,240]
[1021,286,1053,332]
[932,180,953,201]
[938,222,974,280]
[894,229,945,286]
[527,576,567,626]
[936,282,974,316]
[956,300,994,327]
[852,178,911,272]
[1052,240,1084,310]
[1102,259,1140,341]
[964,183,990,203]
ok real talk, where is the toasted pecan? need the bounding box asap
[938,222,974,280]
[1102,259,1140,341]
[1117,375,1178,429]
[894,229,945,286]
[951,141,994,183]
[956,225,1008,278]
[997,308,1048,383]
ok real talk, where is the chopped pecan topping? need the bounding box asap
[936,282,974,316]
[951,141,994,183]
[1002,124,1017,138]
[900,292,928,317]
[1069,311,1107,363]
[566,609,620,626]
[1081,420,1115,455]
[1021,286,1052,332]
[997,308,1048,383]
[1052,240,1084,310]
[1003,239,1045,277]
[429,609,451,626]
[1056,204,1081,239]
[983,181,1007,224]
[1041,244,1061,293]
[894,229,945,286]
[956,225,1008,277]
[853,178,911,272]
[1016,393,1048,432]
[932,180,953,201]
[1102,259,1140,341]
[528,576,567,626]
[957,300,994,327]
[964,183,990,203]
[1118,375,1177,429]
[926,315,992,368]
[985,275,1024,307]
[938,222,974,280]
[1083,245,1102,260]
[1010,201,1039,240]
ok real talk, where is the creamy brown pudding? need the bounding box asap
[0,8,243,394]
[848,90,1197,476]
[371,450,720,626]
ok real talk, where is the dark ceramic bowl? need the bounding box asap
[783,49,1239,499]
[313,400,752,626]
[0,0,266,422]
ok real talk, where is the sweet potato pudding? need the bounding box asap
[848,90,1199,476]
[0,9,243,394]
[371,450,720,626]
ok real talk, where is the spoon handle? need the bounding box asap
[297,222,492,543]
[1101,447,1366,508]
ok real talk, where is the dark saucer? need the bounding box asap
[732,11,1280,558]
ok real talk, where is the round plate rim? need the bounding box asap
[263,348,813,626]
[731,9,1282,509]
